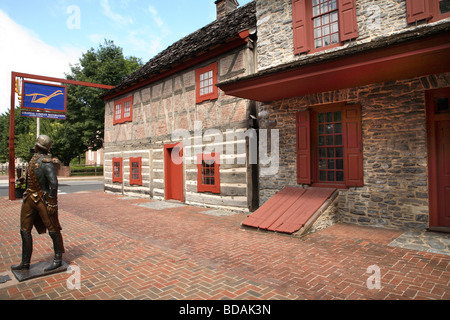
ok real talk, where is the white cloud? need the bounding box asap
[148,5,164,28]
[100,0,133,25]
[0,10,82,115]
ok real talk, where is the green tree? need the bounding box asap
[54,39,142,165]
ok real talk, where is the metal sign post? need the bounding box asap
[9,71,114,201]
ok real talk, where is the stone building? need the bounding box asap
[219,0,450,231]
[102,1,259,212]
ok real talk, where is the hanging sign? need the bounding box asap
[22,80,67,113]
[20,110,67,120]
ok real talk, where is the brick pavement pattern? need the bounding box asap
[0,191,449,300]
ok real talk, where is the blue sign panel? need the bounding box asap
[21,110,67,120]
[22,81,67,113]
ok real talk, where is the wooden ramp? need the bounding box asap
[242,186,337,234]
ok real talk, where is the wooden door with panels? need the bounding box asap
[427,87,450,231]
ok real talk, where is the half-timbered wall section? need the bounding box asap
[103,1,257,212]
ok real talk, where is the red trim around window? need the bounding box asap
[197,153,220,194]
[112,157,123,183]
[129,157,142,186]
[113,95,133,125]
[196,62,219,104]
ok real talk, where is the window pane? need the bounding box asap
[336,147,344,158]
[315,38,322,48]
[319,136,325,146]
[313,5,320,16]
[319,160,326,170]
[318,113,324,123]
[336,171,344,182]
[326,124,334,134]
[327,148,334,158]
[326,112,333,122]
[335,135,343,145]
[336,159,344,170]
[322,14,329,25]
[314,17,321,27]
[326,135,334,146]
[440,0,450,14]
[330,0,337,10]
[319,148,326,158]
[331,33,339,44]
[315,27,322,38]
[331,22,339,33]
[323,35,330,46]
[327,171,335,182]
[335,123,342,133]
[328,159,335,169]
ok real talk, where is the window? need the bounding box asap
[315,110,344,183]
[312,0,339,50]
[292,0,358,54]
[113,96,133,125]
[129,157,142,186]
[296,104,363,188]
[407,0,450,23]
[197,153,220,194]
[196,62,219,103]
[112,157,123,183]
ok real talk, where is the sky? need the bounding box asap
[0,0,253,116]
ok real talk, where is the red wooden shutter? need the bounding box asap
[296,111,311,184]
[406,0,432,23]
[343,105,363,187]
[338,0,358,41]
[292,0,309,54]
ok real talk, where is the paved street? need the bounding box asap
[0,190,449,304]
[0,176,103,198]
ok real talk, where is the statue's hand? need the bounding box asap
[46,195,58,216]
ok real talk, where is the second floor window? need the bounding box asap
[113,96,133,125]
[196,62,219,104]
[292,0,358,55]
[312,0,339,50]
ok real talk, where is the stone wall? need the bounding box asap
[255,0,449,71]
[258,72,450,230]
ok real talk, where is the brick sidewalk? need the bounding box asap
[0,191,449,300]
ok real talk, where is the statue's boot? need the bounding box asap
[44,231,64,272]
[11,230,33,271]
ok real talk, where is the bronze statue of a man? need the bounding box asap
[12,135,65,272]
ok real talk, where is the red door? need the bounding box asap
[436,120,450,227]
[164,143,184,202]
[427,88,450,230]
